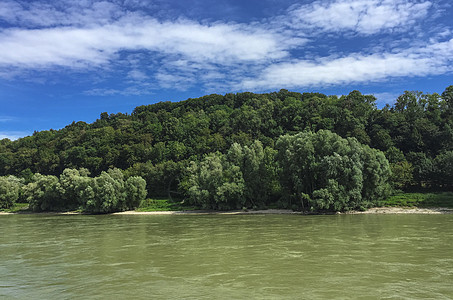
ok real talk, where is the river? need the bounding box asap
[1,214,452,299]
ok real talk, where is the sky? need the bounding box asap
[0,0,452,140]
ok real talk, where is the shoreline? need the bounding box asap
[1,207,453,215]
[114,207,453,215]
[112,209,300,215]
[345,207,453,214]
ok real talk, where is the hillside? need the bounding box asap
[1,87,453,204]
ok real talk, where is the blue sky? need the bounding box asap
[0,0,452,140]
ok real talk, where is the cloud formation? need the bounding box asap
[0,0,127,27]
[0,0,451,92]
[0,18,286,68]
[287,0,432,35]
[240,38,453,90]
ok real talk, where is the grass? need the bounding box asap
[0,202,30,213]
[379,192,453,208]
[1,199,199,213]
[136,198,200,212]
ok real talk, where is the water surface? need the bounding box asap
[1,214,452,299]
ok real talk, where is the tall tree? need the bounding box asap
[276,130,391,211]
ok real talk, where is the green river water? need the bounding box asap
[1,214,452,299]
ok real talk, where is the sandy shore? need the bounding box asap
[2,207,453,215]
[111,209,299,215]
[346,207,453,214]
[0,211,81,215]
[113,207,453,215]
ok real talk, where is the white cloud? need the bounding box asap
[240,38,453,90]
[0,131,29,140]
[288,0,432,35]
[0,17,289,70]
[0,0,127,27]
[84,86,153,96]
[155,72,197,90]
[127,69,148,81]
[0,0,451,93]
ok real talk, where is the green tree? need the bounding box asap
[84,169,126,213]
[433,151,453,188]
[390,161,414,190]
[0,176,23,209]
[406,152,433,187]
[226,141,279,208]
[276,130,391,211]
[58,168,92,209]
[125,176,147,209]
[24,173,61,211]
[182,152,244,210]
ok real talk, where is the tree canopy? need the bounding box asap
[276,130,391,211]
[1,86,453,212]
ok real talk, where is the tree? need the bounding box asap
[0,176,22,209]
[181,152,245,210]
[58,168,92,209]
[85,169,127,213]
[441,85,453,110]
[226,141,279,208]
[24,173,61,211]
[390,161,413,190]
[276,130,391,211]
[2,86,453,209]
[335,90,375,144]
[125,176,147,209]
[433,151,453,188]
[406,152,433,187]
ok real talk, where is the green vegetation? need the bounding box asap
[1,86,453,212]
[0,175,23,209]
[276,130,391,211]
[137,198,200,212]
[180,140,279,210]
[0,202,29,213]
[380,192,453,208]
[1,168,147,213]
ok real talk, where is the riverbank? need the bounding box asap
[112,209,299,215]
[347,207,453,214]
[0,209,299,215]
[114,207,453,215]
[2,206,453,215]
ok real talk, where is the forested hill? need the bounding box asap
[1,86,453,200]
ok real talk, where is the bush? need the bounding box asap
[0,176,22,209]
[24,174,61,211]
[125,176,147,209]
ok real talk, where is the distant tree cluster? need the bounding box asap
[181,131,391,211]
[1,85,452,212]
[180,140,279,210]
[0,169,146,213]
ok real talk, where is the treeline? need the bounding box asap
[181,130,391,211]
[1,86,452,211]
[0,168,146,213]
[1,131,389,212]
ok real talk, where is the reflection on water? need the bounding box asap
[1,214,453,299]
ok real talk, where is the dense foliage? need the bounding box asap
[276,130,391,211]
[0,168,147,212]
[0,175,23,209]
[1,86,452,211]
[180,141,279,210]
